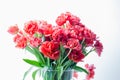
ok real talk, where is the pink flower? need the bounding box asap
[68,50,85,62]
[94,40,103,56]
[52,28,67,43]
[67,25,84,39]
[39,41,60,60]
[13,34,27,49]
[7,24,19,35]
[37,20,53,36]
[56,12,80,26]
[67,28,79,39]
[56,13,67,26]
[28,36,41,47]
[24,20,38,35]
[73,71,78,79]
[64,38,82,50]
[83,28,96,46]
[85,64,96,80]
[42,24,53,36]
[67,14,80,25]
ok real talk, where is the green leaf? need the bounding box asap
[25,46,35,55]
[82,49,87,56]
[23,67,33,80]
[34,33,42,38]
[63,60,72,67]
[56,44,66,65]
[23,59,43,67]
[32,69,40,80]
[63,60,74,70]
[32,48,45,64]
[60,44,65,54]
[73,66,88,74]
[25,46,45,66]
[25,46,41,61]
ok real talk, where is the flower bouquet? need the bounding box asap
[8,12,103,80]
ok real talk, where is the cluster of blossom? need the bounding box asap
[8,12,103,80]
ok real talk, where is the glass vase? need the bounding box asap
[39,68,79,80]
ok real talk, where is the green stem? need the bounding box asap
[64,60,73,70]
[63,24,66,28]
[85,48,95,56]
[47,58,50,67]
[60,49,72,65]
[81,38,85,45]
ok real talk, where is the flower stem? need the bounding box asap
[85,48,95,56]
[47,57,50,67]
[60,49,72,65]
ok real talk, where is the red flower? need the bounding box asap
[13,34,27,49]
[65,21,73,29]
[42,24,53,36]
[68,50,85,62]
[39,41,60,60]
[7,24,19,35]
[64,38,82,50]
[28,36,41,47]
[67,14,80,25]
[82,28,96,46]
[56,13,67,26]
[67,25,83,39]
[67,28,78,39]
[85,64,96,80]
[56,12,81,26]
[94,40,103,56]
[52,28,67,43]
[24,20,38,35]
[37,20,53,36]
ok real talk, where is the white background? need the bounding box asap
[0,0,120,80]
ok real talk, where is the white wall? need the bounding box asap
[0,0,120,80]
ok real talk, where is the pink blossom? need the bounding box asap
[64,38,82,50]
[24,20,38,35]
[67,14,80,25]
[82,28,96,46]
[39,41,60,60]
[56,13,67,26]
[94,40,103,56]
[38,20,53,36]
[7,24,19,35]
[73,71,78,79]
[28,36,41,47]
[68,50,85,62]
[42,24,53,36]
[13,34,27,49]
[52,28,67,43]
[85,64,96,80]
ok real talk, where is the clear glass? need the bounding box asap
[39,68,80,80]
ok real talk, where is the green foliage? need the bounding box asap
[23,67,33,80]
[32,69,40,80]
[73,66,88,74]
[25,46,46,65]
[23,59,44,67]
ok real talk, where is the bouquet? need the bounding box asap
[8,12,103,80]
